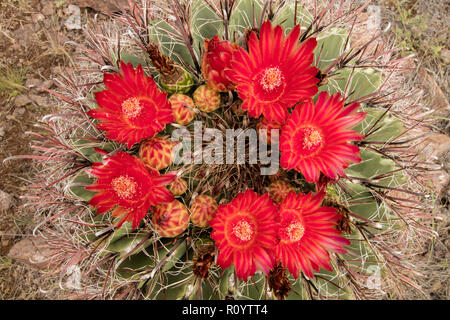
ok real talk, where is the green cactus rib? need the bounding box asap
[315,28,350,70]
[191,0,224,48]
[67,170,96,202]
[148,20,196,70]
[70,139,116,163]
[118,51,147,68]
[272,1,313,33]
[228,0,264,41]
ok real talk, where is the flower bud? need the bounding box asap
[169,94,196,125]
[169,177,188,196]
[201,36,238,92]
[139,137,176,170]
[268,180,296,203]
[190,195,218,228]
[152,200,189,238]
[193,85,221,113]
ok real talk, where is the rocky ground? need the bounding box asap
[0,0,122,299]
[0,0,448,299]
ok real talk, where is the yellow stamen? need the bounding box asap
[111,175,138,200]
[121,97,143,119]
[260,67,283,92]
[303,127,323,150]
[286,221,305,242]
[233,219,255,242]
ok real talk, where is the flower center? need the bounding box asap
[260,67,284,92]
[285,221,305,242]
[121,97,143,119]
[232,219,255,242]
[294,126,324,156]
[111,175,138,200]
[278,216,305,242]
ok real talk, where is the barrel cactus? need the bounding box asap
[8,0,436,300]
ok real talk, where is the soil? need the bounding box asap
[0,0,104,299]
[0,0,448,299]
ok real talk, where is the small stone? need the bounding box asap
[29,94,47,106]
[0,190,13,211]
[64,5,82,30]
[440,48,450,65]
[0,226,19,241]
[14,24,35,48]
[25,78,41,89]
[418,68,450,115]
[14,94,32,107]
[42,79,54,90]
[51,66,63,75]
[14,107,26,116]
[31,13,45,24]
[26,79,53,93]
[7,236,53,269]
[70,0,128,14]
[10,43,20,52]
[430,170,450,197]
[431,281,441,292]
[41,2,54,16]
[0,127,5,140]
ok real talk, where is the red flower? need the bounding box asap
[88,62,174,148]
[209,190,278,281]
[86,151,175,229]
[202,36,238,92]
[280,92,366,183]
[275,191,350,279]
[226,21,319,122]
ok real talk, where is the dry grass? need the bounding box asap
[0,0,87,300]
[0,65,27,100]
[376,0,449,299]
